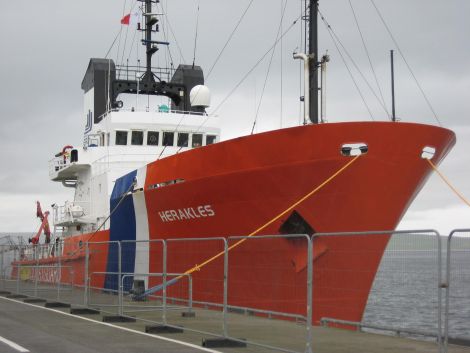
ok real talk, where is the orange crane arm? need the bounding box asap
[29,201,51,245]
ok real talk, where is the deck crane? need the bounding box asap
[29,201,51,245]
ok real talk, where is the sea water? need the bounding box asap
[363,235,470,340]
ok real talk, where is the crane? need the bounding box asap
[29,201,51,245]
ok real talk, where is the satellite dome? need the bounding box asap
[190,85,211,108]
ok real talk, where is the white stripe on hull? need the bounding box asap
[133,166,150,289]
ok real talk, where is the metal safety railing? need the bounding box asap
[1,230,470,353]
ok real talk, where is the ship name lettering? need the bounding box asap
[158,205,215,223]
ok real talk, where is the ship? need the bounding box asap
[13,0,455,325]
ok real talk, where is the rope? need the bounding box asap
[182,154,361,276]
[426,159,470,208]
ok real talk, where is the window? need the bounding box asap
[163,132,174,146]
[147,131,159,146]
[177,133,189,147]
[131,131,144,145]
[206,135,217,145]
[192,134,203,148]
[115,131,128,145]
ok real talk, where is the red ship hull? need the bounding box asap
[16,121,456,324]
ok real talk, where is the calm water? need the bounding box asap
[364,237,470,339]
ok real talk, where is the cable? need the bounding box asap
[348,0,390,119]
[210,14,302,118]
[116,0,128,67]
[319,10,375,120]
[126,26,138,66]
[105,28,122,59]
[158,0,174,68]
[206,0,255,80]
[251,0,288,134]
[370,0,442,126]
[163,10,186,64]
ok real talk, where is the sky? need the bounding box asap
[0,0,469,235]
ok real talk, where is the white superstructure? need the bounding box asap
[49,108,220,236]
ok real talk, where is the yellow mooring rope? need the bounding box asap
[426,158,470,208]
[183,154,362,276]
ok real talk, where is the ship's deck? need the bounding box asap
[1,284,469,353]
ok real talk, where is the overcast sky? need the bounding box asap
[0,0,469,234]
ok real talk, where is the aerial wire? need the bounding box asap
[210,13,302,118]
[370,0,442,126]
[206,0,255,80]
[105,29,122,59]
[116,0,128,70]
[320,9,390,118]
[193,8,303,134]
[120,1,138,70]
[319,9,375,120]
[348,0,390,119]
[250,0,288,134]
[163,8,187,64]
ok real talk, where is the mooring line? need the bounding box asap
[426,158,470,208]
[182,154,362,276]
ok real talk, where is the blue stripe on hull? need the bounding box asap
[104,170,137,292]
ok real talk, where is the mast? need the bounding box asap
[308,0,319,124]
[141,0,159,85]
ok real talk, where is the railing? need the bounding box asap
[53,201,92,225]
[1,230,470,353]
[49,154,70,177]
[115,64,173,82]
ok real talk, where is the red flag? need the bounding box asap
[121,13,131,25]
[121,12,139,26]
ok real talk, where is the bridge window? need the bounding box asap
[206,135,217,145]
[131,131,144,145]
[177,133,189,147]
[147,131,159,146]
[163,132,174,146]
[192,133,203,147]
[115,131,128,146]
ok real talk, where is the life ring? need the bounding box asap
[62,145,73,154]
[62,145,73,162]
